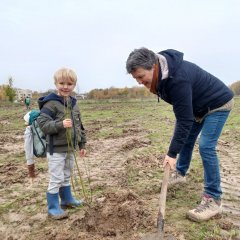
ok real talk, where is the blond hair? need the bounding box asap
[54,68,77,84]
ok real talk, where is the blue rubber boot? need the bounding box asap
[59,185,83,208]
[46,192,68,219]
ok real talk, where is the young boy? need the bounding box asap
[37,68,87,220]
[24,111,36,180]
[24,109,43,181]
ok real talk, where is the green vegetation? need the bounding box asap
[79,97,240,239]
[0,97,239,239]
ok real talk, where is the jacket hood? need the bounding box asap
[38,92,77,109]
[158,49,184,76]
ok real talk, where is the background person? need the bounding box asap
[24,96,31,109]
[23,111,37,180]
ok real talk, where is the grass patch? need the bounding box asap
[0,97,239,239]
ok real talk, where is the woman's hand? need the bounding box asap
[79,149,87,157]
[163,155,176,170]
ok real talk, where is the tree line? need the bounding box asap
[0,77,16,102]
[230,80,240,96]
[1,79,240,102]
[87,87,154,99]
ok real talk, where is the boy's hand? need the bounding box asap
[63,118,72,128]
[79,149,87,157]
[163,155,176,170]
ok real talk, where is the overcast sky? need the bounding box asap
[0,0,239,93]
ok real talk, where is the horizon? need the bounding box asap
[1,0,240,92]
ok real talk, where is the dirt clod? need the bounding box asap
[71,190,153,237]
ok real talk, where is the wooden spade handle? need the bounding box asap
[157,164,171,231]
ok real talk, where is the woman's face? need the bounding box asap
[131,66,154,89]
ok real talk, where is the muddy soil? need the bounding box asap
[218,140,240,228]
[0,111,239,240]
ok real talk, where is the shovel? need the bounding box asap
[141,163,171,240]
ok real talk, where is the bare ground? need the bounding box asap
[218,140,240,228]
[0,115,239,240]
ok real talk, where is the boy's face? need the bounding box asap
[55,79,76,97]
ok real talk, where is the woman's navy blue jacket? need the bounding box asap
[157,49,233,158]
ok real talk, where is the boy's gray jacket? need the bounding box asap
[37,93,86,154]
